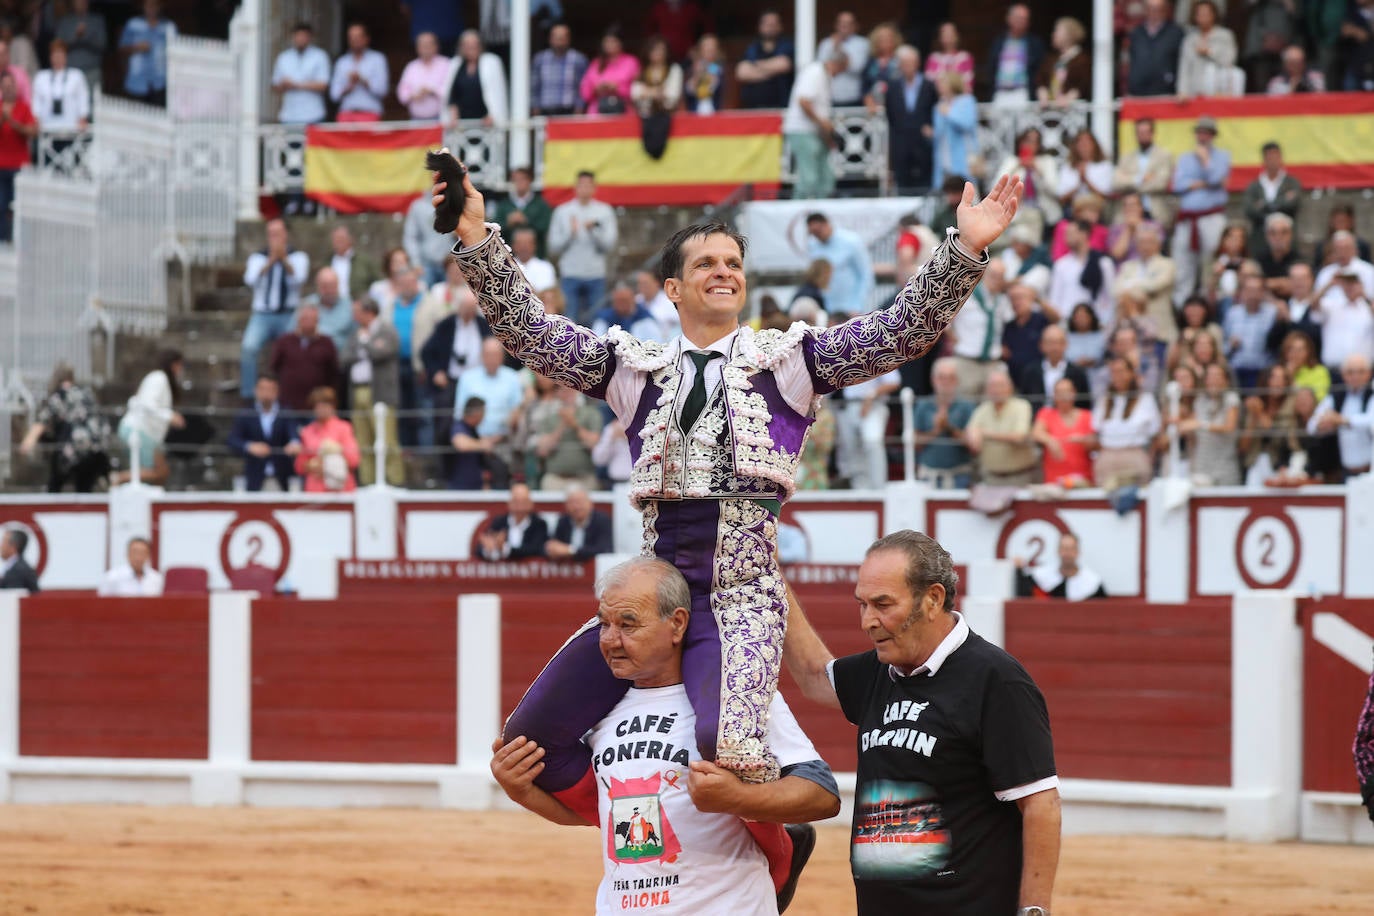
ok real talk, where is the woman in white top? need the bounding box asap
[630,36,683,115]
[116,349,184,485]
[1057,129,1114,208]
[1092,355,1161,489]
[1176,0,1238,98]
[442,29,509,126]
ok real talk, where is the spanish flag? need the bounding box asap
[1118,93,1374,191]
[304,124,442,214]
[542,112,783,206]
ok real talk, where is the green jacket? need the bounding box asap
[493,193,554,256]
[1242,173,1302,235]
[343,251,385,302]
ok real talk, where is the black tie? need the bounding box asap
[680,350,722,431]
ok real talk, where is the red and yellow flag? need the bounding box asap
[304,124,442,214]
[1118,93,1374,191]
[542,111,783,206]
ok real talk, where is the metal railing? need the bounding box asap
[34,129,94,179]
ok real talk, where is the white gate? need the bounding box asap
[168,35,240,263]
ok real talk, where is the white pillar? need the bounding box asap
[509,0,531,170]
[1345,472,1374,597]
[196,591,254,806]
[230,0,263,220]
[457,593,502,771]
[0,591,17,802]
[882,481,929,535]
[961,596,1005,648]
[1146,477,1190,603]
[794,0,816,71]
[1091,0,1115,156]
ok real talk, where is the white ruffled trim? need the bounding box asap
[606,325,674,372]
[737,322,808,370]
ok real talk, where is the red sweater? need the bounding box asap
[0,100,34,170]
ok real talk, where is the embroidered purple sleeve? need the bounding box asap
[1356,654,1374,823]
[450,226,613,398]
[803,233,988,394]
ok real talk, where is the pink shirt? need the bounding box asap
[397,55,451,120]
[925,50,974,82]
[579,53,640,113]
[294,416,360,492]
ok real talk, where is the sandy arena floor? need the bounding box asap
[2,806,1372,915]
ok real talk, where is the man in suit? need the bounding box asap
[1017,324,1090,409]
[883,45,937,195]
[1112,118,1175,226]
[545,484,613,561]
[479,482,549,560]
[226,375,299,491]
[341,297,404,486]
[0,527,39,591]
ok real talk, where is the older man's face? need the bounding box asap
[508,484,533,517]
[598,582,683,686]
[128,540,150,573]
[567,490,592,524]
[1343,358,1372,391]
[855,548,938,670]
[985,373,1012,403]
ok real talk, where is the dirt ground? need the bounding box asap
[2,806,1372,915]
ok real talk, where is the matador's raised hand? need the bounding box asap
[955,174,1023,254]
[427,147,487,248]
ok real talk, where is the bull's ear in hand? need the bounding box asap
[426,148,468,234]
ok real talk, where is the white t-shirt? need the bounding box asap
[783,61,830,135]
[98,564,164,597]
[518,256,558,294]
[586,685,822,916]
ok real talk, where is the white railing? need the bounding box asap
[168,34,241,264]
[33,129,93,179]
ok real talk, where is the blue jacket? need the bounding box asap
[227,406,296,491]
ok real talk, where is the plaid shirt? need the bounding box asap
[531,48,587,112]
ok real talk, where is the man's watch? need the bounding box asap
[1018,908,1048,916]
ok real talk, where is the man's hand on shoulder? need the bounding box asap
[490,736,546,802]
[687,760,744,814]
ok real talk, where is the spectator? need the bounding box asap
[929,172,965,238]
[1307,353,1374,479]
[931,71,976,191]
[548,170,618,324]
[1127,0,1185,96]
[397,31,451,121]
[529,384,603,491]
[1314,205,1374,267]
[444,29,508,126]
[403,195,452,288]
[240,218,309,400]
[592,417,634,486]
[783,50,844,200]
[329,23,388,122]
[511,225,557,295]
[1170,294,1225,371]
[454,337,523,488]
[913,357,976,488]
[834,368,900,490]
[1067,302,1107,373]
[98,537,163,597]
[1057,129,1114,207]
[32,39,88,133]
[479,482,549,560]
[421,269,488,434]
[1344,0,1374,92]
[950,259,1010,397]
[369,247,421,320]
[1181,323,1230,380]
[342,297,404,487]
[579,27,639,114]
[591,281,665,341]
[1242,0,1297,89]
[1279,328,1331,401]
[805,212,874,315]
[267,303,339,412]
[985,3,1046,105]
[1033,377,1096,486]
[1114,118,1175,225]
[859,21,901,110]
[1107,191,1160,265]
[967,369,1038,486]
[1257,213,1301,298]
[1093,355,1161,489]
[493,166,553,255]
[1050,193,1109,263]
[0,70,34,243]
[1016,531,1107,599]
[19,363,110,492]
[1314,261,1374,373]
[999,225,1051,298]
[1051,219,1117,325]
[995,127,1061,238]
[1170,116,1232,305]
[897,212,941,287]
[1113,321,1163,392]
[684,33,725,115]
[883,45,937,194]
[1267,43,1324,94]
[736,10,794,110]
[55,0,106,93]
[1036,17,1091,106]
[545,484,614,560]
[530,23,587,116]
[227,375,298,492]
[926,21,975,82]
[115,350,184,486]
[1177,1,1237,97]
[293,386,359,492]
[1114,222,1178,344]
[0,528,38,591]
[328,225,383,304]
[816,10,868,106]
[1020,323,1091,404]
[645,0,711,62]
[631,35,684,116]
[1183,361,1241,484]
[791,258,830,315]
[271,21,330,125]
[386,267,430,449]
[796,397,836,490]
[1243,142,1301,249]
[1002,282,1056,384]
[1207,223,1249,303]
[118,0,172,106]
[635,269,679,339]
[1240,363,1301,483]
[449,396,493,490]
[512,373,557,480]
[303,267,356,358]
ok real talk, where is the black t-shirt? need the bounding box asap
[831,629,1057,915]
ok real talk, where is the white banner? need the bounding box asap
[736,196,935,273]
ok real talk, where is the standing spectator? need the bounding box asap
[1002,282,1056,384]
[478,483,548,560]
[403,194,452,287]
[454,338,524,487]
[397,32,451,121]
[1113,222,1177,344]
[19,363,110,492]
[55,0,106,93]
[343,297,404,486]
[329,226,383,304]
[883,45,937,194]
[1057,129,1114,206]
[859,22,901,110]
[443,29,508,126]
[926,21,975,82]
[1267,43,1324,94]
[684,33,724,115]
[1257,214,1302,298]
[386,268,430,449]
[1020,324,1091,405]
[1051,219,1117,326]
[591,281,665,341]
[1177,1,1237,97]
[1114,118,1176,224]
[0,70,33,243]
[967,369,1038,486]
[1033,377,1096,486]
[579,27,639,115]
[369,248,420,320]
[227,375,298,492]
[782,50,844,200]
[985,3,1046,105]
[1207,223,1250,303]
[1313,261,1374,373]
[118,0,172,106]
[1186,362,1241,484]
[293,387,360,492]
[805,212,874,315]
[303,267,356,358]
[1093,355,1161,489]
[116,350,182,486]
[914,357,976,488]
[98,537,163,597]
[951,260,1010,397]
[268,303,339,412]
[1036,17,1091,106]
[240,219,308,400]
[530,23,586,116]
[545,484,613,560]
[1240,363,1301,483]
[995,127,1061,238]
[930,71,976,191]
[1170,116,1231,305]
[510,225,557,294]
[736,10,794,110]
[329,23,388,122]
[32,40,89,133]
[631,36,684,117]
[449,396,492,490]
[1307,354,1374,479]
[529,385,603,491]
[271,22,330,125]
[548,170,617,324]
[1242,142,1301,250]
[834,369,900,490]
[493,166,552,255]
[645,0,712,62]
[420,270,488,440]
[816,10,868,106]
[1127,0,1185,96]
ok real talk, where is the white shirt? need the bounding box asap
[1314,258,1374,311]
[782,60,830,135]
[31,66,90,130]
[1309,387,1374,470]
[331,251,355,300]
[815,33,868,104]
[124,370,175,444]
[1050,250,1117,326]
[1313,292,1374,369]
[949,285,1007,361]
[1041,359,1068,395]
[1093,393,1161,449]
[451,316,484,377]
[1056,161,1114,200]
[517,255,557,293]
[244,250,311,314]
[642,291,681,339]
[271,45,331,123]
[1257,170,1286,203]
[592,423,633,482]
[98,564,165,597]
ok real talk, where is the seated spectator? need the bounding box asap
[398,31,450,121]
[1176,1,1237,98]
[796,396,836,490]
[55,0,106,93]
[546,484,613,560]
[528,383,603,491]
[1050,217,1116,326]
[791,259,831,315]
[580,27,639,114]
[1002,282,1055,385]
[1000,224,1052,298]
[1267,43,1324,94]
[0,526,38,591]
[1107,192,1161,265]
[405,194,454,290]
[1178,323,1229,382]
[995,127,1061,239]
[411,260,470,393]
[1110,293,1162,364]
[1278,329,1331,401]
[329,22,388,122]
[304,267,356,358]
[1036,16,1091,106]
[1240,364,1301,483]
[860,21,900,110]
[228,375,298,492]
[1014,531,1107,600]
[1207,224,1249,304]
[450,396,494,490]
[1020,324,1091,407]
[1066,302,1108,375]
[293,386,359,492]
[271,22,330,126]
[479,482,549,560]
[0,70,33,243]
[635,268,679,339]
[913,358,975,488]
[454,338,523,488]
[511,226,557,295]
[1313,238,1374,373]
[18,363,110,493]
[1127,0,1185,96]
[1294,385,1343,482]
[444,29,508,126]
[950,260,1009,398]
[1256,213,1301,299]
[735,10,794,110]
[1313,205,1373,267]
[240,219,309,401]
[966,369,1038,487]
[928,173,965,238]
[1243,142,1301,250]
[592,418,634,487]
[631,35,683,119]
[423,282,491,428]
[1093,355,1161,489]
[1266,265,1322,364]
[1113,221,1178,344]
[1184,362,1241,484]
[33,40,89,133]
[1049,194,1108,263]
[1109,322,1162,394]
[268,304,339,412]
[530,23,587,117]
[591,281,665,341]
[925,21,974,82]
[1306,353,1374,480]
[1168,295,1224,375]
[931,71,976,190]
[494,166,553,256]
[119,0,173,106]
[835,368,900,490]
[98,537,163,597]
[1056,130,1114,209]
[684,33,725,115]
[1033,376,1096,487]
